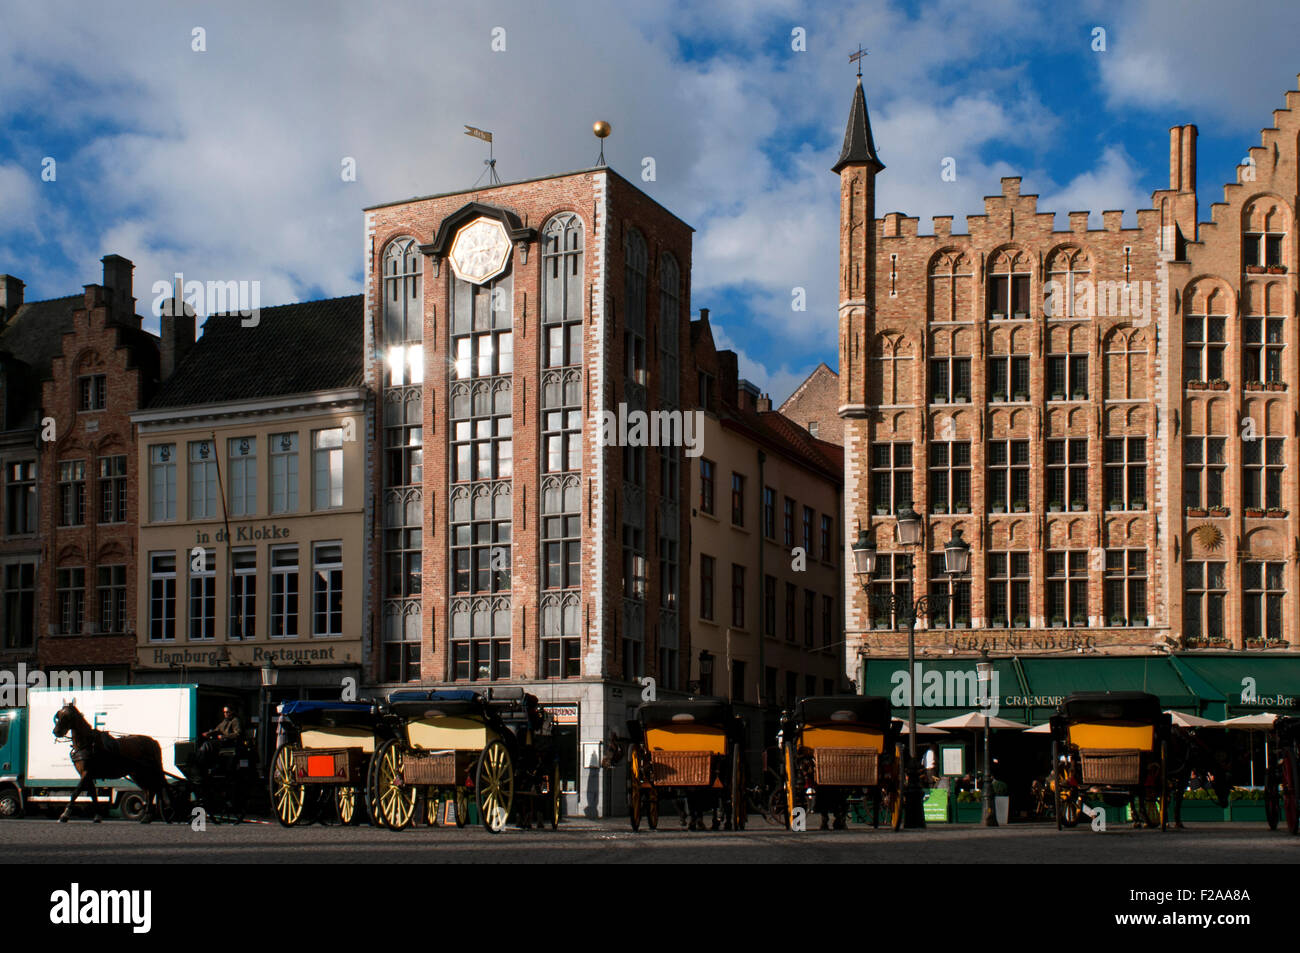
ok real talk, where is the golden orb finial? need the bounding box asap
[593,120,612,139]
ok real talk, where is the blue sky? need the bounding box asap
[3,0,1299,403]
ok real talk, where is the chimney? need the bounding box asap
[699,307,709,324]
[1166,125,1199,249]
[0,275,24,324]
[101,254,136,319]
[737,378,761,412]
[757,392,772,413]
[159,296,196,381]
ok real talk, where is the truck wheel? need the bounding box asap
[118,792,147,822]
[0,787,22,819]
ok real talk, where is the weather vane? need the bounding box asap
[849,45,868,78]
[465,125,501,186]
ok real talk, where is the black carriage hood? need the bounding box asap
[796,696,893,727]
[637,699,732,727]
[1056,691,1164,724]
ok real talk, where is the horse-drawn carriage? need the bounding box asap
[269,700,393,827]
[1264,714,1300,834]
[780,696,903,830]
[371,688,559,832]
[1049,691,1171,830]
[172,729,263,824]
[622,699,747,831]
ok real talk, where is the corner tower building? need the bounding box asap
[364,166,693,817]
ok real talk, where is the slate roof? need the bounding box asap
[149,294,364,409]
[722,400,843,484]
[832,78,884,174]
[0,294,81,379]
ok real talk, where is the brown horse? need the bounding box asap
[52,700,170,823]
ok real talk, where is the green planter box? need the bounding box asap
[1229,801,1266,822]
[1084,801,1128,824]
[955,801,983,823]
[1177,801,1227,822]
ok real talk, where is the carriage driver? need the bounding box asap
[196,706,242,772]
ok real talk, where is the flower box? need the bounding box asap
[1229,801,1267,822]
[1266,265,1288,275]
[1245,380,1265,391]
[1072,390,1087,401]
[992,617,1008,629]
[955,393,970,403]
[876,505,890,516]
[955,801,983,823]
[1246,640,1269,649]
[955,502,971,514]
[1245,508,1265,518]
[1012,501,1028,512]
[1130,500,1146,510]
[1048,502,1063,512]
[1209,506,1230,517]
[1186,507,1208,517]
[991,394,1006,403]
[1013,311,1028,320]
[1178,801,1227,822]
[991,311,1007,321]
[1108,499,1125,511]
[954,617,970,628]
[1050,616,1066,628]
[1209,379,1229,391]
[1267,508,1288,518]
[1013,616,1029,628]
[1246,265,1267,274]
[1013,392,1028,402]
[1266,381,1287,392]
[1050,392,1066,401]
[991,503,1006,514]
[932,503,948,514]
[1109,615,1127,627]
[1071,500,1087,512]
[1072,616,1087,627]
[1203,639,1231,648]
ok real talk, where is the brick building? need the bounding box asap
[0,257,159,681]
[779,363,842,445]
[362,166,694,816]
[837,72,1300,702]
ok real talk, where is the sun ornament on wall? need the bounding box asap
[1193,523,1224,551]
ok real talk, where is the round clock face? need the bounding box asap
[448,217,511,285]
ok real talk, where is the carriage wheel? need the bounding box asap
[627,747,643,831]
[270,743,306,827]
[336,785,361,826]
[1158,741,1169,832]
[549,762,561,830]
[783,744,797,830]
[644,787,659,830]
[730,753,747,831]
[890,744,905,831]
[1284,748,1300,835]
[475,740,514,833]
[424,791,442,827]
[454,787,469,828]
[363,753,385,828]
[373,739,417,830]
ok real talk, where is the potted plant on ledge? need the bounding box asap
[991,501,1006,514]
[1108,498,1125,511]
[954,616,970,628]
[1130,499,1146,511]
[1267,507,1289,518]
[992,615,1008,629]
[1071,499,1087,512]
[1048,501,1064,512]
[1072,614,1087,627]
[1012,500,1029,513]
[1246,507,1265,518]
[955,501,971,514]
[1013,615,1029,628]
[932,501,948,515]
[1209,504,1230,518]
[1109,614,1127,627]
[876,504,890,516]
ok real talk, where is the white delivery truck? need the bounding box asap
[0,684,197,820]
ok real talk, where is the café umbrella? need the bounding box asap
[926,712,1026,793]
[1167,710,1219,728]
[1220,712,1280,787]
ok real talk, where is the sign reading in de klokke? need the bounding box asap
[194,523,293,544]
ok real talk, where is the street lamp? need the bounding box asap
[260,659,279,770]
[698,649,715,697]
[853,517,970,829]
[976,649,997,827]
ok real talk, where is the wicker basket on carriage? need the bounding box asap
[812,746,879,786]
[650,750,713,787]
[1079,748,1142,785]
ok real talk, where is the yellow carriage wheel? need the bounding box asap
[784,744,797,830]
[335,785,359,825]
[454,787,469,828]
[425,790,441,827]
[476,740,514,833]
[373,739,416,830]
[270,743,305,828]
[627,747,643,831]
[549,762,562,830]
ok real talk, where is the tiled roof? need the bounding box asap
[721,400,843,484]
[0,294,80,379]
[149,295,364,408]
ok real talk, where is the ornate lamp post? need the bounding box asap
[853,516,970,828]
[976,649,997,827]
[260,659,279,770]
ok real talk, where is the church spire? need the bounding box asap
[832,77,884,174]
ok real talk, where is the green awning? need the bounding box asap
[1014,657,1215,723]
[860,658,1031,724]
[1173,654,1300,717]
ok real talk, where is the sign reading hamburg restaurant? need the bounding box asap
[145,644,350,668]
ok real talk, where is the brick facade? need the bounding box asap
[837,73,1300,670]
[779,363,842,445]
